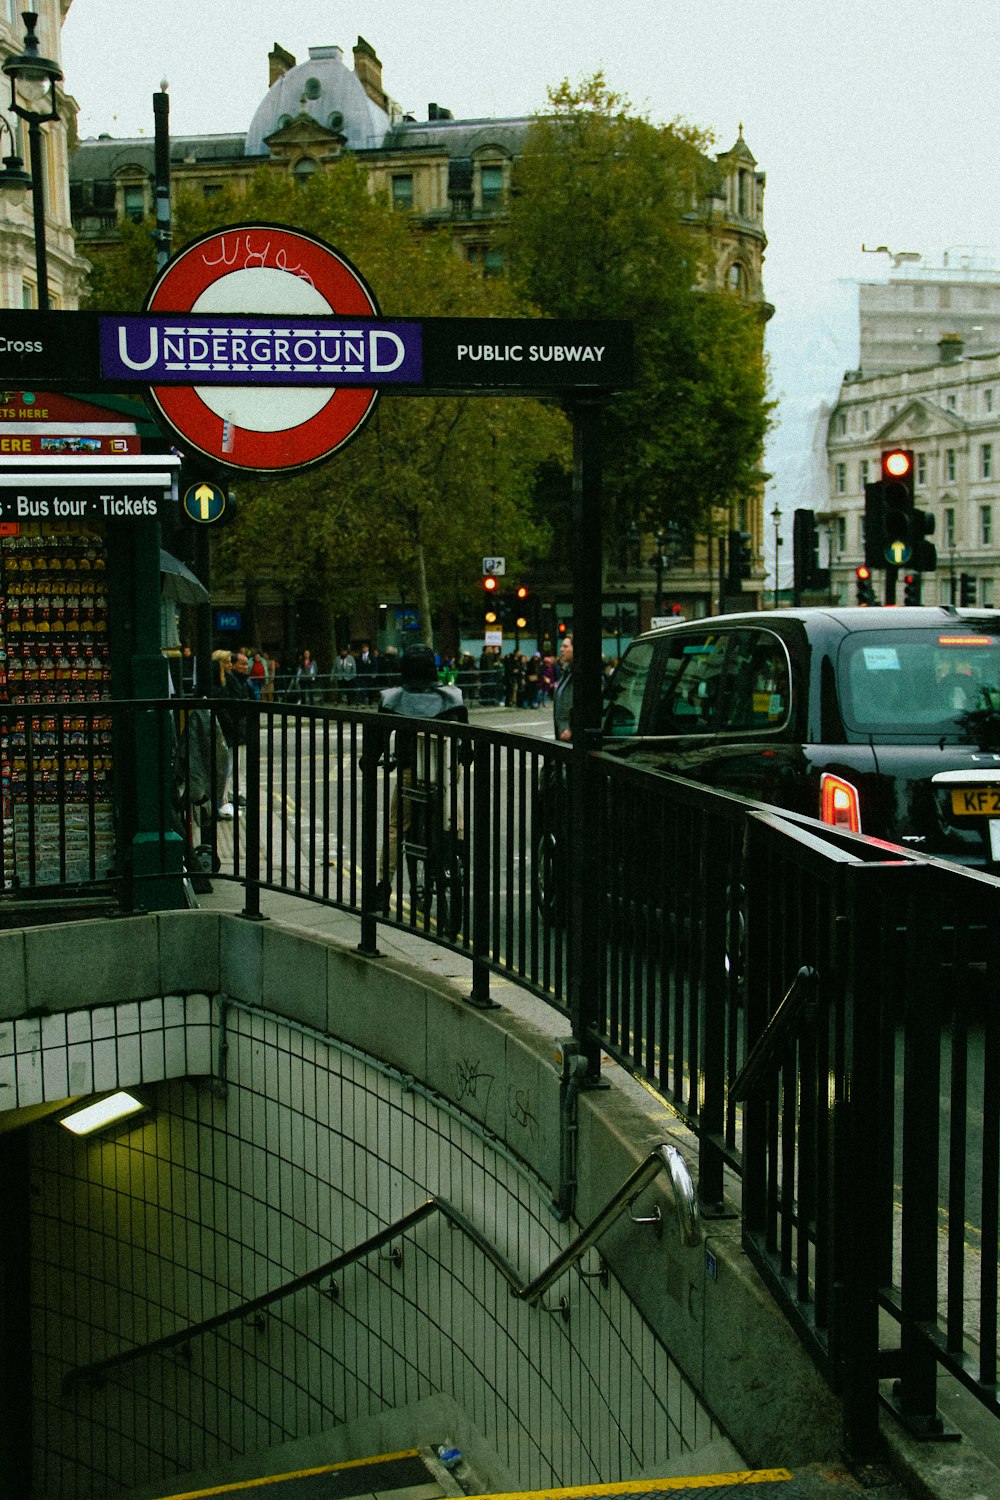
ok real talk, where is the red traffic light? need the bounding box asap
[516,584,528,599]
[882,448,912,481]
[856,565,871,581]
[483,575,498,592]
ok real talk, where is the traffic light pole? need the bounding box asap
[884,563,898,606]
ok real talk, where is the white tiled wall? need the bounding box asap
[30,999,720,1499]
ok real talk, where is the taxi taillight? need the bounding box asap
[820,772,862,833]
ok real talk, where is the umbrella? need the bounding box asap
[160,549,210,606]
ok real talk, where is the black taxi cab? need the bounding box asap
[601,605,1000,867]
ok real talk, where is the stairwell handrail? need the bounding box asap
[729,965,819,1103]
[63,1143,698,1393]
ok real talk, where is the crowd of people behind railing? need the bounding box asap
[173,640,596,709]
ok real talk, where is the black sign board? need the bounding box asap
[0,488,165,521]
[0,312,633,396]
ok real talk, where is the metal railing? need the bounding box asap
[63,1143,698,1393]
[3,693,999,1462]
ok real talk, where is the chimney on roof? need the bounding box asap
[269,44,296,88]
[353,36,387,110]
[939,332,964,364]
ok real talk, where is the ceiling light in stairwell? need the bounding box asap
[59,1091,148,1137]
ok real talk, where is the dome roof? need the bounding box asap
[246,45,391,156]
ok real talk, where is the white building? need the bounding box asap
[825,334,1000,607]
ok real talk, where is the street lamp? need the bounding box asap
[771,503,783,609]
[2,11,62,311]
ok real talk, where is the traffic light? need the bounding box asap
[960,573,977,606]
[903,573,921,606]
[880,448,915,565]
[178,461,236,527]
[855,565,876,605]
[483,573,500,629]
[728,530,753,586]
[910,509,937,572]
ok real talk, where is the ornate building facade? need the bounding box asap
[825,335,1000,608]
[0,0,88,310]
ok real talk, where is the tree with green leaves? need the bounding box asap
[83,160,568,658]
[503,75,772,551]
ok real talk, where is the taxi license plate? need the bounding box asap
[951,787,1000,816]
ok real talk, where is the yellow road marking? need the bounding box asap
[153,1448,423,1498]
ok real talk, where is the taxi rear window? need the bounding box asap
[839,628,1000,732]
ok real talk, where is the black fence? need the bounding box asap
[2,695,998,1463]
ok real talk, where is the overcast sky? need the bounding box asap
[61,1,1000,548]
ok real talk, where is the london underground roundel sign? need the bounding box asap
[144,224,380,473]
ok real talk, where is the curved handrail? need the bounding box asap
[63,1143,698,1393]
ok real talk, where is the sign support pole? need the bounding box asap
[568,397,607,1084]
[111,521,183,908]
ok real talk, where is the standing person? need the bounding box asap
[295,648,318,703]
[211,649,250,817]
[539,653,556,705]
[262,652,277,703]
[553,634,574,741]
[356,641,376,703]
[247,649,268,701]
[333,645,357,704]
[373,643,469,908]
[524,652,542,709]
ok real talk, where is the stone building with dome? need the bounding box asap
[68,37,771,651]
[70,34,768,315]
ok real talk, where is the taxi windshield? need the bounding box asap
[838,628,1000,735]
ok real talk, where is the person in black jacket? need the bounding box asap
[212,650,251,817]
[373,643,468,910]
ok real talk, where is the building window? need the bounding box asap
[983,444,993,480]
[859,459,869,487]
[123,184,144,223]
[862,409,870,431]
[483,248,504,278]
[727,263,742,291]
[836,516,846,553]
[986,388,994,413]
[293,157,317,186]
[202,184,222,200]
[945,448,956,482]
[917,452,927,485]
[391,174,413,211]
[944,507,956,547]
[983,579,995,608]
[21,279,33,309]
[480,164,503,207]
[835,463,846,495]
[946,393,957,411]
[837,413,847,436]
[982,506,993,546]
